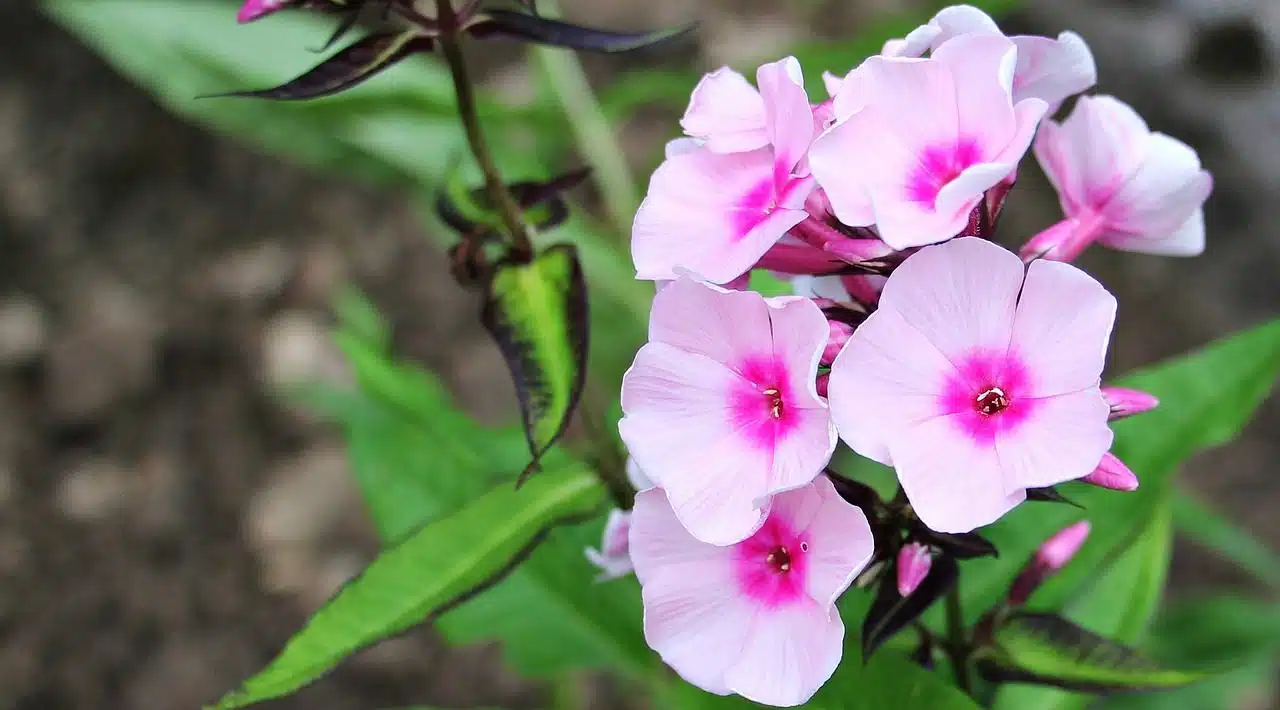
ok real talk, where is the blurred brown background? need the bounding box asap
[0,0,1276,708]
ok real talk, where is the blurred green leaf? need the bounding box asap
[483,244,589,481]
[469,10,694,53]
[208,465,605,709]
[308,293,650,679]
[747,270,794,298]
[1173,491,1280,589]
[1096,660,1276,710]
[992,499,1178,709]
[44,0,553,185]
[1143,596,1280,669]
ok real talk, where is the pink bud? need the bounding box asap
[1102,387,1159,421]
[1080,452,1139,492]
[822,320,854,365]
[815,372,830,399]
[1020,214,1108,263]
[1008,521,1091,604]
[236,0,286,23]
[896,543,933,597]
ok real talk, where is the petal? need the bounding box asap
[630,489,745,695]
[619,344,770,545]
[1010,32,1097,106]
[876,237,1024,363]
[767,406,837,496]
[768,296,832,405]
[1102,206,1206,256]
[790,477,875,606]
[882,21,942,57]
[664,137,703,158]
[991,97,1050,167]
[723,601,845,707]
[929,4,1001,46]
[626,457,656,491]
[1035,95,1151,215]
[933,33,1019,145]
[1105,133,1212,237]
[758,56,815,177]
[888,413,1026,533]
[647,277,773,373]
[821,70,844,98]
[1011,258,1117,397]
[869,184,978,249]
[935,161,1017,218]
[995,389,1113,490]
[828,307,957,466]
[681,67,769,153]
[632,147,802,283]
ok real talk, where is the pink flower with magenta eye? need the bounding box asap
[881,4,1097,109]
[828,238,1116,533]
[632,58,817,284]
[810,34,1048,250]
[619,276,837,545]
[629,477,875,707]
[1025,95,1213,261]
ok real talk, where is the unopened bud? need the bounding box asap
[896,543,933,597]
[584,509,635,582]
[1102,387,1159,421]
[822,320,854,365]
[1008,521,1090,605]
[1080,452,1139,492]
[237,0,288,23]
[815,372,830,399]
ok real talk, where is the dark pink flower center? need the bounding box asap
[730,357,801,450]
[729,180,778,242]
[906,138,982,208]
[734,515,809,608]
[940,351,1039,445]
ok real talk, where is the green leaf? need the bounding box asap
[1095,659,1276,710]
[44,0,550,185]
[208,465,606,710]
[483,244,589,481]
[747,270,794,298]
[979,612,1205,694]
[209,30,434,101]
[1143,596,1280,669]
[468,10,695,53]
[1173,490,1280,589]
[991,491,1176,709]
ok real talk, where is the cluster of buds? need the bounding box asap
[583,5,1198,706]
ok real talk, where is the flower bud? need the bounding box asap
[1102,386,1159,421]
[896,543,933,597]
[584,510,635,582]
[1008,520,1090,604]
[237,0,287,23]
[1080,452,1139,492]
[815,372,830,399]
[822,320,854,365]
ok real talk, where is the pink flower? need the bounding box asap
[793,273,887,309]
[237,0,287,23]
[1008,520,1091,604]
[1027,95,1213,261]
[632,58,817,284]
[619,277,837,545]
[880,4,1097,108]
[827,238,1116,533]
[810,35,1048,250]
[629,477,875,706]
[896,543,933,596]
[585,510,635,581]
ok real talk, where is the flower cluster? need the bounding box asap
[589,4,1208,706]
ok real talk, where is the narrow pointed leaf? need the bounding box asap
[482,244,588,482]
[978,612,1206,693]
[1025,486,1082,508]
[208,30,432,101]
[916,530,999,560]
[437,168,589,236]
[468,10,694,53]
[207,466,604,710]
[863,554,958,659]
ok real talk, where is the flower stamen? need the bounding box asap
[976,386,1009,415]
[766,546,792,573]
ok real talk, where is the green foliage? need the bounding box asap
[208,465,606,709]
[483,244,590,480]
[1172,491,1280,589]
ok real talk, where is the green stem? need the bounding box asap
[946,582,974,695]
[529,0,641,237]
[578,389,633,510]
[435,0,534,259]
